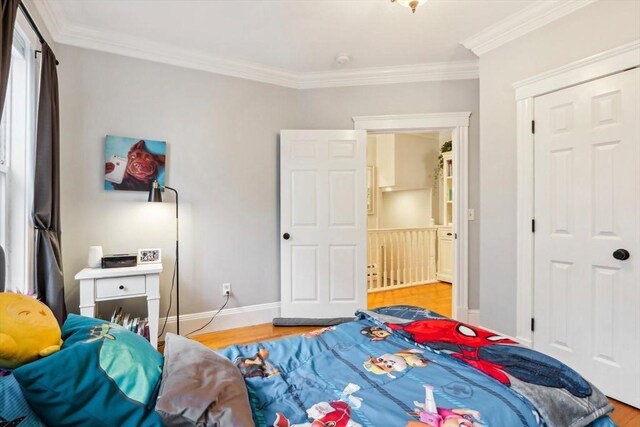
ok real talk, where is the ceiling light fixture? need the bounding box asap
[391,0,426,14]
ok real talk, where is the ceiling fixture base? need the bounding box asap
[391,0,427,14]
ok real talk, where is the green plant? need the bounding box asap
[433,141,452,191]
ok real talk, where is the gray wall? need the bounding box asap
[478,0,640,335]
[58,45,300,316]
[57,45,481,319]
[298,81,481,309]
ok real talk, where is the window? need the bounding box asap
[0,26,37,293]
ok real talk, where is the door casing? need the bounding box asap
[353,112,471,321]
[513,40,640,347]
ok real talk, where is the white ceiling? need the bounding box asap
[33,0,595,88]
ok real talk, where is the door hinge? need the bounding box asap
[531,120,535,134]
[531,219,535,233]
[531,318,535,332]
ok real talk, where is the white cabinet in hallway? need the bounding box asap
[437,227,453,283]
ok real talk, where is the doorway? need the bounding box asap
[353,112,471,321]
[278,113,470,321]
[365,131,453,317]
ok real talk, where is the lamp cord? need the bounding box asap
[157,258,177,338]
[185,294,230,337]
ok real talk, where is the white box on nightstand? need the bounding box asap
[75,264,162,349]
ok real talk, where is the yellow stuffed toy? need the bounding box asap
[0,293,63,369]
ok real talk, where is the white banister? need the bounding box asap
[367,227,438,292]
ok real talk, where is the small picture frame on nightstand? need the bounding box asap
[138,248,161,264]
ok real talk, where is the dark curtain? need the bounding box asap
[33,43,66,324]
[0,0,18,118]
[0,0,19,292]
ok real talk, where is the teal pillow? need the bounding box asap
[14,314,163,426]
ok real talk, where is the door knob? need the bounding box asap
[613,249,630,261]
[283,233,290,240]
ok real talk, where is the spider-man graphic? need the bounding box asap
[386,319,592,398]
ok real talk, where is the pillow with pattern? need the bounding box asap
[14,314,163,426]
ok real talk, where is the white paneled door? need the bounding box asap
[280,130,367,318]
[534,68,639,406]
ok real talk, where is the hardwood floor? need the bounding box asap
[610,399,640,426]
[192,322,318,350]
[368,281,452,317]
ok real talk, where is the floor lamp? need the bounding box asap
[148,180,180,334]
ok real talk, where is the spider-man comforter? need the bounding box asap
[217,306,615,427]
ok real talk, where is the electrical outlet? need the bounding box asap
[222,283,231,296]
[467,208,475,221]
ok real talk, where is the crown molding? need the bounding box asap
[30,0,64,41]
[461,0,599,56]
[298,61,478,89]
[32,1,478,89]
[33,1,299,88]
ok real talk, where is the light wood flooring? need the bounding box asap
[189,282,638,426]
[368,282,452,317]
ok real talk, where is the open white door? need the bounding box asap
[280,130,367,318]
[533,68,639,406]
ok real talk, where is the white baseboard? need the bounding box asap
[515,336,533,348]
[159,301,281,340]
[367,280,438,294]
[467,309,481,325]
[455,306,468,322]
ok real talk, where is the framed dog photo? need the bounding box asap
[104,135,166,192]
[138,248,162,264]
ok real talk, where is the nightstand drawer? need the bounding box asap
[95,275,146,299]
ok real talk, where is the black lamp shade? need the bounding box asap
[148,180,163,202]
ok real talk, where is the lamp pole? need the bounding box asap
[148,180,180,335]
[164,186,179,335]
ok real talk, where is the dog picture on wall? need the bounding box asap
[104,135,166,191]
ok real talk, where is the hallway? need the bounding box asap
[367,282,452,317]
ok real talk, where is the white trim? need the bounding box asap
[367,280,439,294]
[515,42,640,347]
[515,97,534,348]
[467,309,481,326]
[513,40,640,98]
[159,301,281,340]
[354,112,471,322]
[297,61,479,89]
[461,0,598,56]
[32,0,478,89]
[452,125,469,322]
[353,113,471,131]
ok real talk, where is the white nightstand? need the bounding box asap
[75,264,162,349]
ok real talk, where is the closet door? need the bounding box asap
[533,68,639,406]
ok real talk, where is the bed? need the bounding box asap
[2,306,617,427]
[216,305,616,427]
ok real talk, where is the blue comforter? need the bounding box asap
[218,306,615,427]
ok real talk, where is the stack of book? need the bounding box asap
[110,307,150,341]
